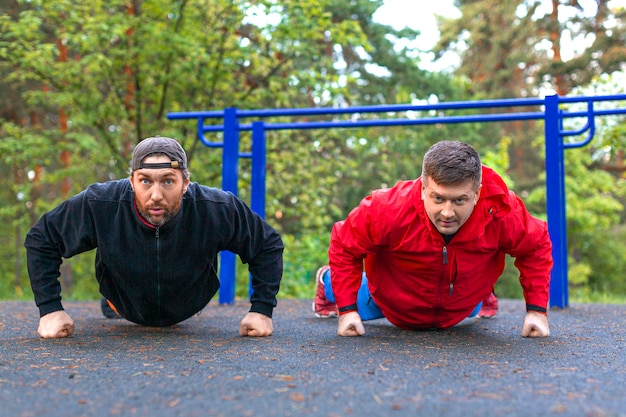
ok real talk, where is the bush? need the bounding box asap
[579,225,626,296]
[235,232,331,300]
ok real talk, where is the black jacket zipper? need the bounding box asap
[155,227,161,324]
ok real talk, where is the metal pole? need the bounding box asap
[248,121,268,297]
[250,121,267,219]
[219,108,239,304]
[544,95,568,308]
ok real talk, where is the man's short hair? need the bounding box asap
[421,141,482,188]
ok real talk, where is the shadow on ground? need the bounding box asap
[0,299,624,417]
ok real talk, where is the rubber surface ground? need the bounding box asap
[1,299,624,417]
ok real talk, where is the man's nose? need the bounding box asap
[150,185,163,201]
[441,201,454,218]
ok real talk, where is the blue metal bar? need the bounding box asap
[544,95,568,308]
[558,93,626,103]
[196,117,224,148]
[248,122,267,297]
[170,97,547,119]
[201,112,546,133]
[168,110,224,119]
[196,107,626,133]
[560,101,593,137]
[168,94,626,123]
[218,108,239,305]
[564,108,626,117]
[562,101,596,149]
[250,122,267,219]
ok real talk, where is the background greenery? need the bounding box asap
[1,0,625,304]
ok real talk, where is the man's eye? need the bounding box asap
[164,179,174,185]
[141,179,150,185]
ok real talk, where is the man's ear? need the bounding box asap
[421,176,428,200]
[475,183,483,205]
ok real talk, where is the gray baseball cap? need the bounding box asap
[131,137,187,171]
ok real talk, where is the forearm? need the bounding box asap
[517,267,551,313]
[328,222,371,310]
[249,268,281,318]
[25,193,97,316]
[248,234,284,317]
[508,198,553,311]
[515,246,552,312]
[328,247,365,310]
[25,244,65,316]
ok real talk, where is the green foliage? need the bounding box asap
[577,225,626,295]
[569,288,626,305]
[231,232,330,301]
[493,256,524,300]
[275,232,330,299]
[436,0,626,96]
[481,136,514,187]
[567,261,592,289]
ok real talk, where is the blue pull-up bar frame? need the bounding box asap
[168,93,626,308]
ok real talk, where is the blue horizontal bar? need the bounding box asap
[200,112,547,133]
[558,94,626,103]
[565,108,626,118]
[167,94,626,121]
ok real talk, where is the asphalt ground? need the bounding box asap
[0,299,625,417]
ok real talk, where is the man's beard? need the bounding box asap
[137,206,177,226]
[137,190,184,226]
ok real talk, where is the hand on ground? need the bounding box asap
[521,311,550,337]
[337,311,365,336]
[38,310,75,338]
[239,312,273,337]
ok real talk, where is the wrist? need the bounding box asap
[338,303,358,315]
[526,304,547,316]
[250,302,273,318]
[38,300,64,317]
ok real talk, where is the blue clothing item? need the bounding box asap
[321,269,384,321]
[468,301,483,318]
[322,268,480,323]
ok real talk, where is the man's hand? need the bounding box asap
[38,310,75,339]
[337,311,365,336]
[521,311,550,337]
[239,312,273,337]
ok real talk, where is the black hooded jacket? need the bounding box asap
[24,179,284,327]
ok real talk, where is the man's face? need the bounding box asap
[130,155,190,226]
[421,176,481,235]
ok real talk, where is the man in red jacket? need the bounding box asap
[315,141,552,337]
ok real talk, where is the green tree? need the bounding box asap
[436,0,626,97]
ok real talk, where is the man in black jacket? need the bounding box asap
[25,136,283,338]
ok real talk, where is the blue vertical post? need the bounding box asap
[250,121,267,219]
[249,121,267,297]
[219,107,239,304]
[544,94,568,308]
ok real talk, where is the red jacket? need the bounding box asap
[329,166,552,330]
